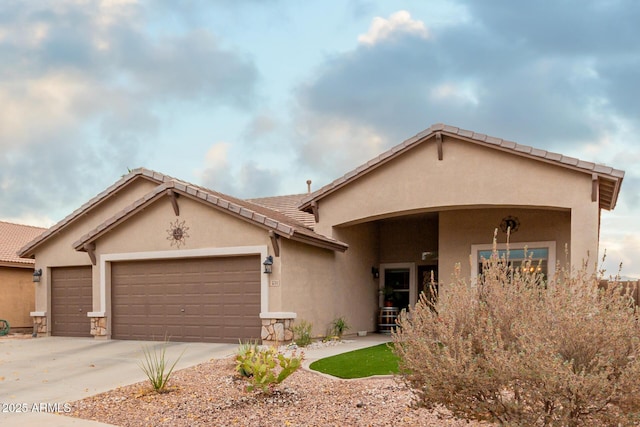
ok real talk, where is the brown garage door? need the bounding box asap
[51,266,93,337]
[111,256,261,343]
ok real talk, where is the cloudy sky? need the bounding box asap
[1,0,638,278]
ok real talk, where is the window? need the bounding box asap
[471,241,556,282]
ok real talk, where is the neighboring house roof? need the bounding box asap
[248,194,316,228]
[0,221,47,268]
[72,180,348,254]
[299,123,626,212]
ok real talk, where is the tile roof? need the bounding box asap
[72,180,348,253]
[18,168,175,258]
[248,194,316,228]
[0,221,47,267]
[299,123,625,212]
[20,167,347,258]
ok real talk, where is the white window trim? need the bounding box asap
[379,262,417,308]
[88,245,269,317]
[470,240,556,282]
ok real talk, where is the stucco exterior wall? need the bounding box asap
[89,195,274,318]
[279,239,337,337]
[313,136,599,271]
[332,222,380,334]
[0,267,35,329]
[275,223,379,337]
[438,207,572,285]
[31,178,163,317]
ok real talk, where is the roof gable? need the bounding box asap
[18,168,170,258]
[0,221,47,267]
[299,123,625,212]
[72,180,348,254]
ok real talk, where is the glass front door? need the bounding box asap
[380,263,416,311]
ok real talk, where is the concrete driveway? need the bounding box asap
[0,336,236,426]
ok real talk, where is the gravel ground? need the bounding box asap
[66,356,490,427]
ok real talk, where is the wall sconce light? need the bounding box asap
[33,268,42,283]
[263,256,273,274]
[371,267,379,279]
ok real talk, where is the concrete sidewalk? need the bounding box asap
[0,334,391,426]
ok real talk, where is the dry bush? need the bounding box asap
[393,235,640,426]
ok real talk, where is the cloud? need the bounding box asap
[293,5,640,184]
[600,229,640,280]
[198,142,282,198]
[358,10,429,45]
[242,114,278,141]
[0,0,257,222]
[293,113,388,184]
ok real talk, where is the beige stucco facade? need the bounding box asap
[20,124,624,342]
[0,267,35,330]
[27,178,170,328]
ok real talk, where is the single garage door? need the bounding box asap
[111,256,261,343]
[51,266,93,337]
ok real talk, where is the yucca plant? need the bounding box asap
[330,316,349,339]
[138,339,185,393]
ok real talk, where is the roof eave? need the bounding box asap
[298,131,436,211]
[289,232,349,253]
[20,169,165,257]
[298,124,626,212]
[0,260,35,268]
[74,182,349,253]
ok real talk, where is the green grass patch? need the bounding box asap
[309,343,399,379]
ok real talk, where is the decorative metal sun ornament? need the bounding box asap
[167,219,190,248]
[500,215,520,234]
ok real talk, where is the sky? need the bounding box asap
[1,0,638,279]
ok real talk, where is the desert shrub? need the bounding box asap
[292,320,313,347]
[393,235,640,426]
[330,316,350,339]
[138,339,185,393]
[235,344,303,394]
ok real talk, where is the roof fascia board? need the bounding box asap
[299,132,436,211]
[450,131,625,182]
[19,169,164,258]
[74,182,348,253]
[72,184,168,251]
[299,125,625,212]
[288,232,349,252]
[0,261,35,268]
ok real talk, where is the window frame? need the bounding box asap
[470,240,556,283]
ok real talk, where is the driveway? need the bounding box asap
[0,336,236,426]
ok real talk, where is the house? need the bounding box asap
[0,221,47,333]
[18,123,625,343]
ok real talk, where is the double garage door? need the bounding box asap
[51,256,261,343]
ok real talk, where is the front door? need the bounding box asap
[380,263,416,311]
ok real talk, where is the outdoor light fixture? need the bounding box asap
[371,267,379,278]
[263,256,273,274]
[33,268,42,283]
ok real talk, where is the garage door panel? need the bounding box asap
[112,256,260,343]
[51,266,92,337]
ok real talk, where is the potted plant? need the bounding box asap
[383,285,396,307]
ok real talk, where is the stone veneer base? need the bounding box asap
[261,317,295,344]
